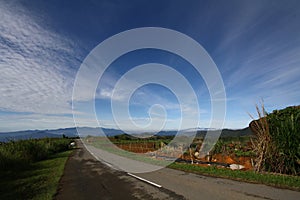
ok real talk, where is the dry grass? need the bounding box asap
[248,102,271,172]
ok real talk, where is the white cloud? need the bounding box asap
[0,113,99,132]
[213,4,300,118]
[0,1,80,115]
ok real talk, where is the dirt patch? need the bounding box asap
[115,143,253,170]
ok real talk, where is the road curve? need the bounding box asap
[54,140,184,200]
[137,168,300,200]
[56,140,300,200]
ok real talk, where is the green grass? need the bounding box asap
[0,150,72,200]
[169,163,300,191]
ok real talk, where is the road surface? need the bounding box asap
[55,140,183,200]
[55,140,300,200]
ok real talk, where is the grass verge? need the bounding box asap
[169,163,300,191]
[0,150,72,200]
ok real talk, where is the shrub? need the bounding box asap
[249,103,271,173]
[48,139,71,154]
[0,138,72,170]
[266,106,300,175]
[211,140,225,155]
[250,104,300,175]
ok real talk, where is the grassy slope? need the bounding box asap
[0,150,72,200]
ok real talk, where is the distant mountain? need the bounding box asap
[0,126,252,142]
[127,127,253,138]
[0,127,124,142]
[0,131,63,142]
[182,127,217,132]
[220,127,253,137]
[156,130,178,136]
[69,127,124,137]
[194,127,253,138]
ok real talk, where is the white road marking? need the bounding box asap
[84,144,159,182]
[103,161,113,168]
[127,173,162,188]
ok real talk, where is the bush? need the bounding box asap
[211,140,225,155]
[0,145,29,169]
[266,106,300,175]
[48,139,71,154]
[250,105,300,175]
[0,138,72,170]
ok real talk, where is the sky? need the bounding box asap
[1,0,300,132]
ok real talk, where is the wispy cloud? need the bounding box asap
[1,1,299,131]
[212,1,300,117]
[0,112,99,132]
[0,1,81,115]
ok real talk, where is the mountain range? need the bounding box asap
[0,127,253,142]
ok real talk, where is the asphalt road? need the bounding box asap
[138,168,300,200]
[55,140,300,200]
[55,140,184,200]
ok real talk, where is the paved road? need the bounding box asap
[138,168,300,200]
[55,140,184,200]
[55,140,300,200]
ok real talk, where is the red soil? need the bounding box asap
[115,143,253,170]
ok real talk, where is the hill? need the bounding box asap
[0,126,252,142]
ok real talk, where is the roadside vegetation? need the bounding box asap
[173,104,300,190]
[0,138,74,200]
[249,104,300,175]
[86,104,300,190]
[169,162,300,190]
[173,104,299,190]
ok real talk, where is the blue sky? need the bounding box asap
[1,0,300,132]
